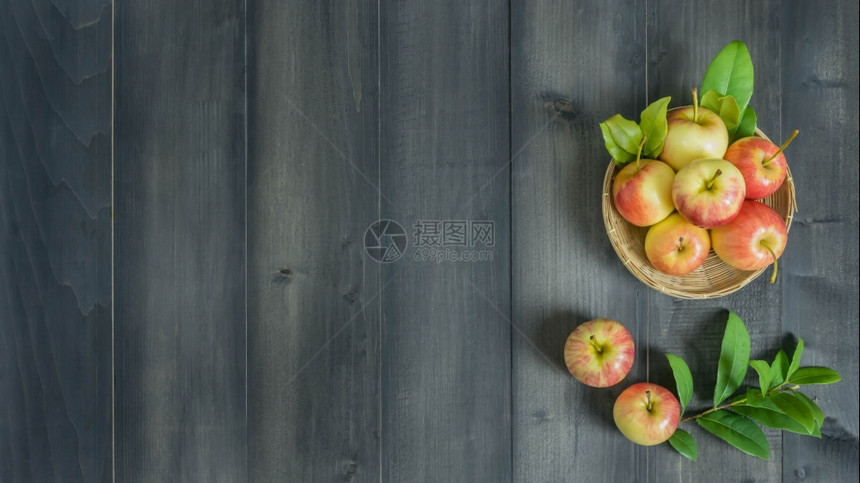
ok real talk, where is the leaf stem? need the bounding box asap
[680,385,800,423]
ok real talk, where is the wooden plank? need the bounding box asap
[0,0,112,481]
[246,1,382,480]
[510,1,648,481]
[643,1,786,480]
[378,2,512,481]
[780,1,860,481]
[113,1,246,480]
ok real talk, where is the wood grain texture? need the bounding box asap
[0,0,111,481]
[247,2,512,480]
[2,1,857,481]
[114,0,246,480]
[511,2,647,482]
[779,1,860,481]
[378,2,511,481]
[246,1,382,481]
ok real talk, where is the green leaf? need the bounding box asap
[749,360,773,397]
[601,114,643,155]
[668,429,698,461]
[789,367,842,385]
[740,388,819,435]
[809,421,822,438]
[793,391,825,433]
[697,410,770,459]
[770,349,789,387]
[639,96,671,158]
[787,338,804,379]
[701,41,755,115]
[737,388,768,407]
[769,392,816,432]
[599,122,636,166]
[700,90,741,132]
[732,400,817,437]
[666,353,693,414]
[734,106,757,141]
[714,311,751,406]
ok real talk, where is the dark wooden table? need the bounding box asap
[2,1,858,481]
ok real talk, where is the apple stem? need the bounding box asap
[635,136,647,169]
[762,129,799,167]
[691,87,699,123]
[705,169,723,190]
[677,237,685,253]
[588,335,604,354]
[761,241,779,283]
[645,391,653,411]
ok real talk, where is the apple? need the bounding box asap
[711,200,788,283]
[612,159,676,227]
[644,213,711,276]
[613,382,680,446]
[724,130,799,200]
[672,158,746,229]
[659,89,730,171]
[563,319,635,388]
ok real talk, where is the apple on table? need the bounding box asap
[613,382,680,446]
[563,319,635,388]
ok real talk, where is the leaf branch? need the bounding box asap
[680,384,800,423]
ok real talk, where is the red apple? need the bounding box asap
[644,213,711,276]
[724,130,798,200]
[711,200,788,283]
[672,158,746,229]
[613,382,680,446]
[563,319,635,388]
[658,89,729,171]
[612,159,676,227]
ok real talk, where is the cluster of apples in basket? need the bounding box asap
[611,89,797,281]
[601,42,797,282]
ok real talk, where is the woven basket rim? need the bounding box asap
[602,127,797,299]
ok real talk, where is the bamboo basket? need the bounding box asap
[601,128,797,299]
